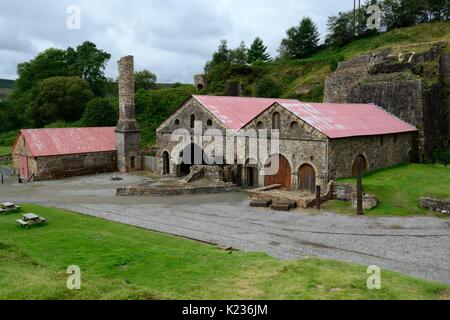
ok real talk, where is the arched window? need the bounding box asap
[256,121,264,129]
[290,121,299,130]
[175,119,180,126]
[162,151,170,175]
[272,112,281,130]
[207,119,213,127]
[190,115,195,129]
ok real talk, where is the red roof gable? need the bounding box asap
[19,127,116,157]
[193,95,298,130]
[279,101,417,138]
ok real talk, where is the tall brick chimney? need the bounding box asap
[116,55,141,172]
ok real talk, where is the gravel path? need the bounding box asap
[1,173,449,284]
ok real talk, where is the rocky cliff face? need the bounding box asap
[324,42,450,160]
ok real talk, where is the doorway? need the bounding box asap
[298,164,316,193]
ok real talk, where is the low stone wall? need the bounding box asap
[420,197,450,214]
[332,182,354,201]
[117,183,239,196]
[351,194,379,210]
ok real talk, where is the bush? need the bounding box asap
[82,97,118,127]
[255,77,282,98]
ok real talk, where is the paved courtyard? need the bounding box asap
[1,173,449,284]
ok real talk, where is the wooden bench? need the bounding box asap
[249,200,272,208]
[271,202,297,211]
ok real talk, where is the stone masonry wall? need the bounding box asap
[34,151,117,181]
[328,132,414,179]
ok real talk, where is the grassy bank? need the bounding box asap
[323,164,450,216]
[0,204,448,300]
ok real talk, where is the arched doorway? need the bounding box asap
[162,151,170,175]
[179,143,209,176]
[352,154,368,177]
[264,154,291,190]
[245,159,258,187]
[298,164,316,193]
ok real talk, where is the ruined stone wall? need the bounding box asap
[34,151,117,181]
[328,132,414,179]
[324,43,450,160]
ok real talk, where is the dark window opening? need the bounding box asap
[272,112,281,130]
[190,115,195,129]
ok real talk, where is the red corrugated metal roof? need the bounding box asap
[193,95,298,130]
[20,127,116,157]
[280,101,417,138]
[193,95,417,137]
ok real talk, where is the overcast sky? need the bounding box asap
[0,0,355,83]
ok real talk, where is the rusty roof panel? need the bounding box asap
[280,101,417,138]
[20,127,116,157]
[193,95,298,130]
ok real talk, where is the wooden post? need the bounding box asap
[356,157,364,215]
[1,173,3,184]
[316,185,321,210]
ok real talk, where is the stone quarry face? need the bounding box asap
[324,43,450,160]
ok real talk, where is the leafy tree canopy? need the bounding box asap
[82,97,118,127]
[135,69,158,91]
[26,76,94,127]
[279,17,320,59]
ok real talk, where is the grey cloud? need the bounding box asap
[0,0,354,83]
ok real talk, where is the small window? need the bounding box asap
[290,121,299,130]
[256,121,264,129]
[393,135,398,143]
[175,119,180,126]
[380,136,384,146]
[272,112,281,130]
[190,115,195,129]
[207,119,213,127]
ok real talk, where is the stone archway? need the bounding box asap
[264,154,292,190]
[245,158,258,187]
[179,143,209,177]
[298,164,316,193]
[352,154,368,177]
[162,151,170,175]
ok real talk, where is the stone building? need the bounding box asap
[12,55,142,181]
[156,95,417,192]
[12,127,117,181]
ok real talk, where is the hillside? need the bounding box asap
[205,21,450,102]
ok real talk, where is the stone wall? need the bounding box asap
[420,197,450,214]
[12,134,38,179]
[324,43,450,160]
[34,151,117,181]
[328,132,413,179]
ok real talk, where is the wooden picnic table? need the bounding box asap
[16,213,46,228]
[0,202,21,214]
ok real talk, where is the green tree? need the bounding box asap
[204,40,231,73]
[247,37,271,64]
[27,77,94,127]
[16,48,72,93]
[82,97,118,127]
[229,41,248,65]
[279,17,320,59]
[134,69,158,91]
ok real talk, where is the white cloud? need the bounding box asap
[0,0,355,83]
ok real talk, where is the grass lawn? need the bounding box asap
[0,146,11,156]
[0,204,448,300]
[323,164,450,216]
